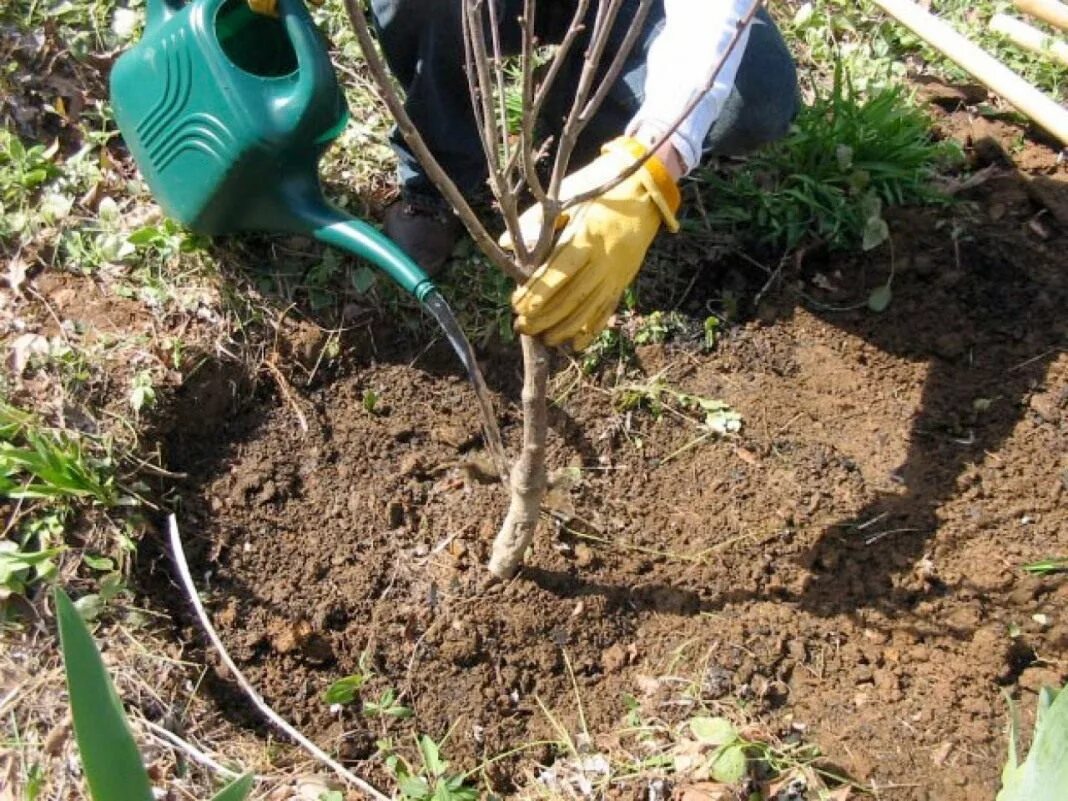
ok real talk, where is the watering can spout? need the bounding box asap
[293,198,437,304]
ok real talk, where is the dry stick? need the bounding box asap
[875,0,1068,146]
[167,515,391,801]
[139,718,246,783]
[1015,0,1068,31]
[991,12,1068,67]
[342,0,523,283]
[488,336,551,578]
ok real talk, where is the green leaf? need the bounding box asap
[861,214,889,251]
[74,593,105,622]
[418,735,445,778]
[351,266,377,294]
[997,683,1068,801]
[689,716,737,745]
[209,774,254,801]
[398,773,431,800]
[709,743,748,784]
[867,283,893,313]
[323,674,365,705]
[54,587,154,801]
[318,791,344,801]
[0,544,64,585]
[83,554,114,572]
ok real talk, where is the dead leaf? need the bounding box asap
[9,333,49,376]
[733,446,759,466]
[825,787,854,801]
[4,258,27,293]
[294,774,343,801]
[676,782,732,801]
[43,716,71,756]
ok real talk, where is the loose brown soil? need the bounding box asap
[159,110,1068,800]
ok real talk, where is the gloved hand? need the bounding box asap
[507,137,680,351]
[248,0,321,16]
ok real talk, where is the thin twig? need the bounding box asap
[560,0,764,214]
[138,718,247,782]
[262,357,309,434]
[343,0,523,282]
[167,515,392,801]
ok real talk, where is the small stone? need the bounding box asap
[399,453,425,478]
[574,543,597,568]
[1029,392,1060,424]
[602,644,628,673]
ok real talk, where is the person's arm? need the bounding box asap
[627,0,755,178]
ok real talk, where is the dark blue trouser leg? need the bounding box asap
[368,1,798,203]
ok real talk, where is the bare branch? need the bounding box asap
[561,0,764,212]
[486,0,512,170]
[548,0,625,198]
[342,0,524,283]
[578,0,654,125]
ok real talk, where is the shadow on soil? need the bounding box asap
[668,167,1067,622]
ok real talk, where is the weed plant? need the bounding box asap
[55,586,254,801]
[695,68,960,253]
[0,402,128,607]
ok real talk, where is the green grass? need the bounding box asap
[1022,558,1068,576]
[0,402,121,506]
[779,0,1067,102]
[0,402,132,609]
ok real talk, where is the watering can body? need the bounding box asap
[110,0,434,300]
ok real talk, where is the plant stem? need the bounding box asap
[489,335,550,578]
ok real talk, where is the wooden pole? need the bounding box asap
[874,0,1068,146]
[992,13,1068,67]
[1015,0,1068,33]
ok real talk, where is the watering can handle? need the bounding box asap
[146,0,186,29]
[277,0,338,134]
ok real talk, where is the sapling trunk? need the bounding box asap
[488,335,550,577]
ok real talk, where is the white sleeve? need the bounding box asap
[626,0,754,174]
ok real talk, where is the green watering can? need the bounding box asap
[110,0,435,302]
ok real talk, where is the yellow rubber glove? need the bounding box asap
[508,137,680,351]
[248,0,321,16]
